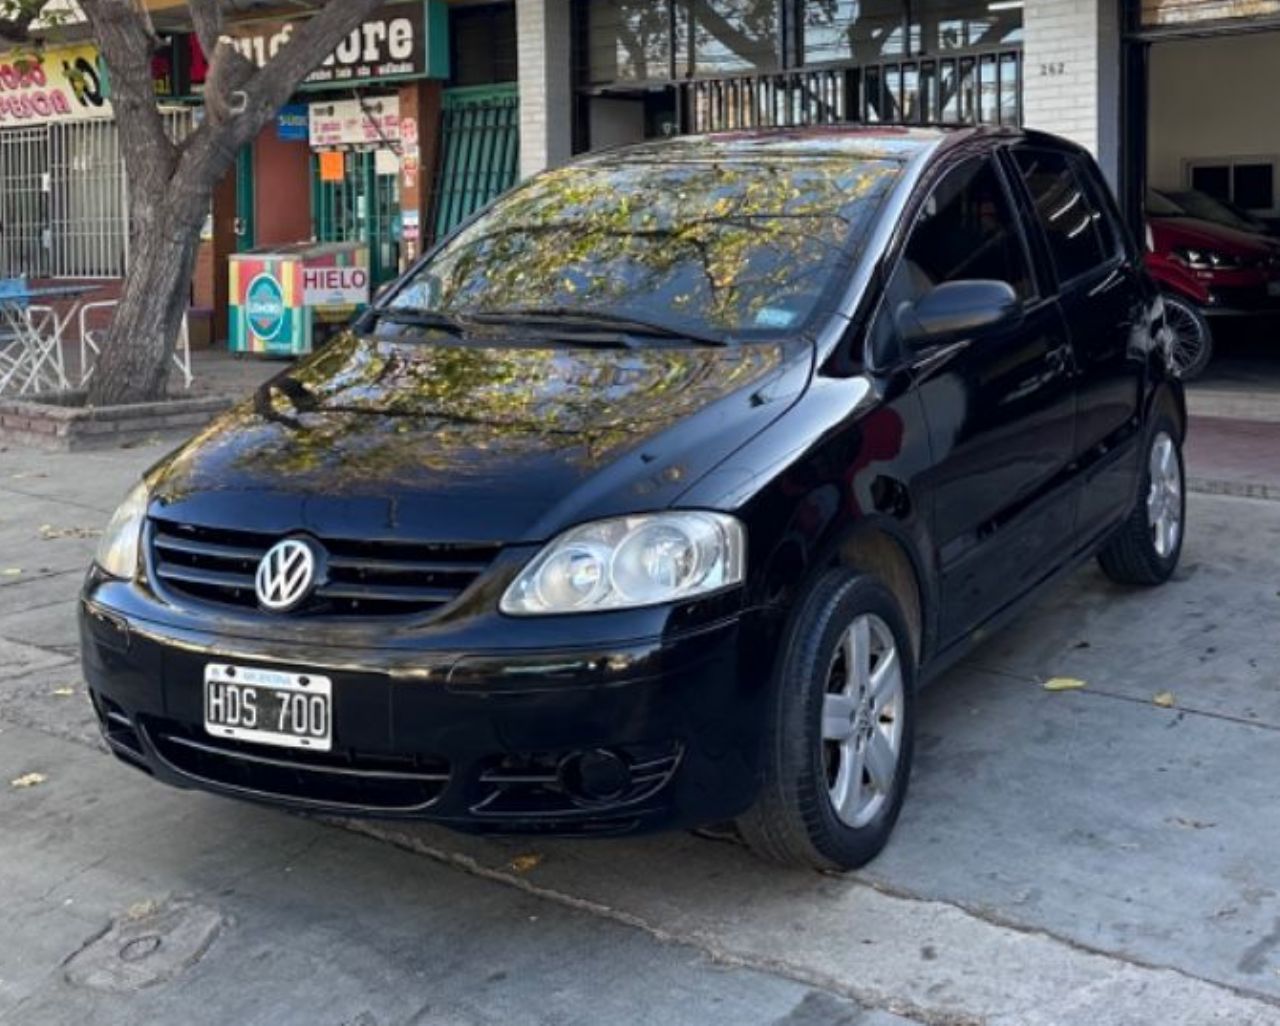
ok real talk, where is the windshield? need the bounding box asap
[1168,190,1263,232]
[389,148,903,340]
[1146,190,1185,217]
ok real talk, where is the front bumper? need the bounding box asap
[79,589,773,836]
[1202,282,1280,316]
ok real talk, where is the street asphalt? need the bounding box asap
[2,418,1280,1025]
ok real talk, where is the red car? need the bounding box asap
[1145,190,1280,378]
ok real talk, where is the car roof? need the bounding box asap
[584,124,1085,168]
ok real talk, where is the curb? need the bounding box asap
[1187,476,1280,502]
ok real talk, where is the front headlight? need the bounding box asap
[95,481,149,579]
[501,512,746,615]
[1174,247,1240,270]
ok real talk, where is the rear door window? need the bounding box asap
[1012,148,1112,285]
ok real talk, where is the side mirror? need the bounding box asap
[897,279,1021,347]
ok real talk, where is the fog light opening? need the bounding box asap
[560,748,632,803]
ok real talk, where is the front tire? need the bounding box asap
[737,570,916,871]
[1162,293,1213,381]
[1098,417,1185,586]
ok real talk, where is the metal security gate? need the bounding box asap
[311,149,401,286]
[432,84,519,240]
[0,125,49,277]
[0,111,192,279]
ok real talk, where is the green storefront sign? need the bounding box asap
[161,1,449,99]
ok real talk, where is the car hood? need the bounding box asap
[148,331,810,544]
[1149,215,1277,257]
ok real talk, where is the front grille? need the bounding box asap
[142,718,450,812]
[148,519,499,618]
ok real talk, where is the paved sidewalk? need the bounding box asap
[4,430,1280,1024]
[1186,415,1280,500]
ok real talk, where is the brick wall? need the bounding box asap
[516,0,572,179]
[1023,0,1122,186]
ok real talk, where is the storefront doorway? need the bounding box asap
[311,148,402,288]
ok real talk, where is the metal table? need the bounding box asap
[0,283,102,396]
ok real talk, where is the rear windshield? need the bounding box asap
[390,150,902,339]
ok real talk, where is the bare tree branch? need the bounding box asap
[185,0,223,58]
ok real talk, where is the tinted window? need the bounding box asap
[1233,163,1275,210]
[1075,158,1125,261]
[392,146,902,338]
[892,155,1031,303]
[865,155,1030,365]
[1013,149,1110,284]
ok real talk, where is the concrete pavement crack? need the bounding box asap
[0,482,116,516]
[963,660,1280,735]
[334,818,1280,1022]
[331,819,971,1026]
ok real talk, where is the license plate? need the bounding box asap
[1268,280,1280,297]
[204,663,332,752]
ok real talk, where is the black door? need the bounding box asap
[875,152,1077,644]
[1008,147,1147,541]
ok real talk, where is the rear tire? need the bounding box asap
[737,570,916,871]
[1162,293,1213,381]
[1098,416,1185,586]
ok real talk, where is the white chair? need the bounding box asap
[78,301,193,391]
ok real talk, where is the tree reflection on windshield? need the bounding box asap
[393,139,902,338]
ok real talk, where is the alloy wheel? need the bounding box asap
[1164,300,1209,378]
[1147,431,1182,559]
[821,613,905,828]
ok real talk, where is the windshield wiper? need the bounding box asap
[466,306,730,346]
[369,307,470,336]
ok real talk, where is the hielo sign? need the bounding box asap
[302,266,370,307]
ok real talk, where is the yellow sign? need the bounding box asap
[0,44,112,124]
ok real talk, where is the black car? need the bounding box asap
[82,126,1185,871]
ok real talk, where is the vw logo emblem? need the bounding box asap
[255,538,318,612]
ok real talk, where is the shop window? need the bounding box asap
[451,3,517,86]
[586,0,675,84]
[1189,160,1275,212]
[682,0,780,76]
[910,0,1023,51]
[801,0,906,65]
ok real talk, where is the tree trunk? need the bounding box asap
[78,0,388,406]
[86,195,204,405]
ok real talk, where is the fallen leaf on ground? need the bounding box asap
[1043,677,1086,692]
[126,899,160,920]
[38,524,101,541]
[509,854,543,873]
[10,772,46,789]
[51,687,76,697]
[1153,691,1176,708]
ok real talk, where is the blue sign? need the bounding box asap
[277,104,309,142]
[246,273,286,340]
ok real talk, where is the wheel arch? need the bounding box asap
[823,520,930,668]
